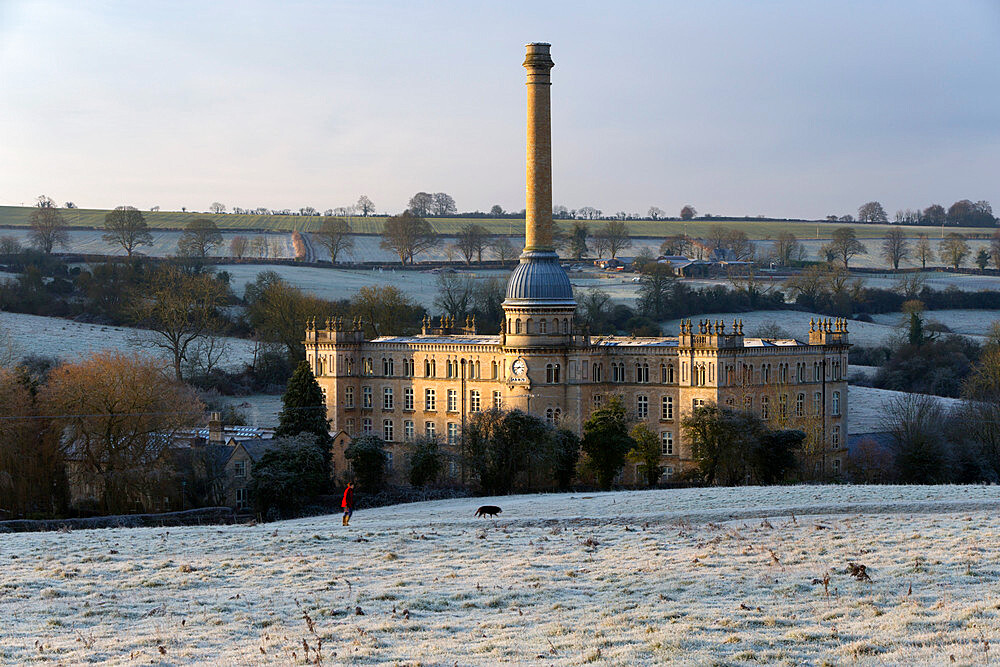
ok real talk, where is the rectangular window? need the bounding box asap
[345,386,354,408]
[425,388,436,411]
[813,391,822,415]
[236,487,248,508]
[362,386,372,409]
[660,431,674,456]
[661,396,674,420]
[448,422,459,445]
[404,388,414,411]
[470,390,481,412]
[346,418,355,435]
[383,419,394,441]
[447,389,457,412]
[234,461,247,478]
[692,398,705,410]
[386,451,394,472]
[832,391,841,416]
[832,458,841,474]
[362,417,372,434]
[832,425,841,449]
[761,396,769,420]
[664,466,674,478]
[425,421,436,438]
[404,420,414,441]
[493,391,503,410]
[593,394,603,409]
[637,395,648,419]
[778,394,788,418]
[383,387,394,410]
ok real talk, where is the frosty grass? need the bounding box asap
[4,485,1000,664]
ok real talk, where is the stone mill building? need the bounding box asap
[305,43,850,485]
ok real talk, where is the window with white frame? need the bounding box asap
[795,392,804,417]
[470,390,481,412]
[386,451,394,472]
[637,395,648,419]
[425,388,436,411]
[661,395,674,420]
[832,425,841,449]
[660,431,674,456]
[383,357,394,376]
[636,363,649,383]
[403,388,414,411]
[447,422,459,445]
[425,421,436,438]
[404,420,414,441]
[236,487,248,508]
[362,386,372,408]
[813,391,821,415]
[383,387,394,410]
[346,418,355,435]
[778,394,788,418]
[832,391,841,416]
[362,417,372,434]
[447,389,457,412]
[832,457,841,474]
[234,460,247,478]
[345,386,354,408]
[692,398,705,410]
[760,396,769,420]
[493,391,503,410]
[383,419,394,441]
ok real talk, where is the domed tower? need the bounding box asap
[503,43,576,348]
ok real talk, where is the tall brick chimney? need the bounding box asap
[523,42,555,252]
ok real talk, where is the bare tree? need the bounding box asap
[380,211,437,264]
[130,266,229,380]
[407,192,433,216]
[357,195,375,216]
[578,206,601,220]
[0,235,23,258]
[315,217,355,263]
[103,205,153,258]
[455,224,488,264]
[29,205,69,254]
[39,351,203,514]
[647,206,665,220]
[857,201,888,223]
[915,233,934,269]
[881,227,909,270]
[209,202,227,214]
[432,193,457,216]
[177,218,223,260]
[822,227,867,268]
[771,231,803,266]
[230,235,249,259]
[250,236,268,258]
[433,273,474,318]
[491,237,517,263]
[939,233,970,269]
[660,234,692,257]
[594,220,632,259]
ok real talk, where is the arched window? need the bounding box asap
[382,357,394,376]
[515,319,522,334]
[424,359,431,377]
[553,364,560,383]
[475,360,480,378]
[553,407,561,423]
[832,391,841,416]
[526,318,533,334]
[430,359,436,377]
[562,318,569,333]
[491,360,498,379]
[539,319,547,334]
[546,363,560,384]
[545,408,555,425]
[593,363,602,382]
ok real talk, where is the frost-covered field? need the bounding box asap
[5,486,1000,665]
[848,385,963,433]
[0,312,257,370]
[0,229,296,259]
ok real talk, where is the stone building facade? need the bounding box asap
[306,43,850,485]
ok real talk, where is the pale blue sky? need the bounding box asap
[1,0,998,218]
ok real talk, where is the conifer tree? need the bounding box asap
[276,362,332,476]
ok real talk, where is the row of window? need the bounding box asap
[346,417,461,444]
[507,317,571,335]
[344,387,503,412]
[754,391,842,419]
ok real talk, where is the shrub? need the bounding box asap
[345,434,388,491]
[408,438,442,487]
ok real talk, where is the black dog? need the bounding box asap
[475,505,502,518]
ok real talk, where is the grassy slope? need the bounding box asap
[0,205,986,239]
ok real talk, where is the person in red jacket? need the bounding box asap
[341,482,355,526]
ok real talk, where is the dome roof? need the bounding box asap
[504,251,575,305]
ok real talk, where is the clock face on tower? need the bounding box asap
[512,358,527,376]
